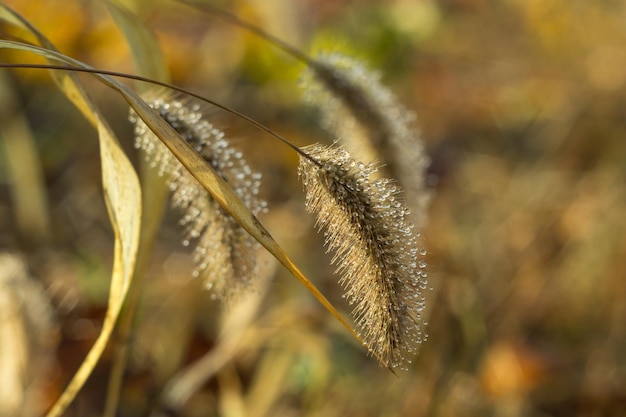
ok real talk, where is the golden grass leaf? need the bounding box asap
[0,6,143,414]
[120,87,386,369]
[40,121,142,417]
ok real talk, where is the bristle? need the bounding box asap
[130,97,266,301]
[301,52,431,229]
[298,143,428,369]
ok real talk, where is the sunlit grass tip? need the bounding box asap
[298,143,429,369]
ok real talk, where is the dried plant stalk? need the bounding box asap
[302,52,431,229]
[130,96,267,300]
[298,143,428,368]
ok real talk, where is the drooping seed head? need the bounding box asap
[298,143,428,368]
[130,96,266,301]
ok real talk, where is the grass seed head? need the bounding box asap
[130,97,266,301]
[298,143,429,369]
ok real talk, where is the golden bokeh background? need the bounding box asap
[1,0,625,416]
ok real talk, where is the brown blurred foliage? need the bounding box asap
[1,0,625,416]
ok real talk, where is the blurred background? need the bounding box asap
[1,0,625,416]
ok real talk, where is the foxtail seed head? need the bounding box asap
[130,97,266,301]
[298,143,428,369]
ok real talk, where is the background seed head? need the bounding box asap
[301,52,431,229]
[130,97,266,301]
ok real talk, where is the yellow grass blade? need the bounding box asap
[0,6,144,413]
[43,121,142,417]
[121,91,389,367]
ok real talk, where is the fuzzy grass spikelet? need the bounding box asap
[302,52,431,229]
[130,97,266,300]
[298,143,428,368]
